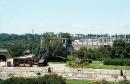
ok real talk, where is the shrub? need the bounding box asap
[0,74,66,84]
[40,74,66,84]
[103,58,130,66]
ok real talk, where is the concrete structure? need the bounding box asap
[60,38,68,48]
[0,49,8,58]
[72,40,113,50]
[72,35,117,50]
[0,64,130,81]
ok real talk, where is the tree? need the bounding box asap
[35,32,67,60]
[111,39,129,58]
[8,42,25,57]
[59,32,73,54]
[124,43,130,58]
[77,47,87,59]
[87,49,95,60]
[27,42,38,54]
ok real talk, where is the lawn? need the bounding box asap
[84,61,130,70]
[66,80,92,84]
[66,80,117,84]
[66,61,130,70]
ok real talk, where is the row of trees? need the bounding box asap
[0,33,40,49]
[1,33,130,65]
[74,45,111,61]
[0,33,72,59]
[0,33,40,57]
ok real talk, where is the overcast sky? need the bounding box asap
[0,0,130,34]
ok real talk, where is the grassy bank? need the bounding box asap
[66,61,130,70]
[85,61,130,70]
[66,80,118,84]
[66,80,91,84]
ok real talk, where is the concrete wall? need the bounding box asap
[0,62,6,67]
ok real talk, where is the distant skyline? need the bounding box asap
[0,0,130,34]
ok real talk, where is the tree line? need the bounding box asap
[1,33,130,66]
[0,33,72,59]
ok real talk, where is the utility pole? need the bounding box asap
[32,28,35,42]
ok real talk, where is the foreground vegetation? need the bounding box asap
[0,74,66,84]
[67,80,130,84]
[1,77,129,84]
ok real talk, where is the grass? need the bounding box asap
[66,80,92,84]
[48,61,66,64]
[66,61,130,70]
[66,80,117,84]
[49,60,130,70]
[84,61,130,70]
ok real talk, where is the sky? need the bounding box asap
[0,0,130,34]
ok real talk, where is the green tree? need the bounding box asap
[111,39,126,58]
[27,42,38,54]
[124,43,130,58]
[59,32,73,54]
[77,47,87,59]
[87,49,95,60]
[8,42,25,57]
[35,32,67,59]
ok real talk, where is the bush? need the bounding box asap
[103,58,130,66]
[67,55,76,61]
[40,74,66,84]
[0,74,66,84]
[46,56,66,62]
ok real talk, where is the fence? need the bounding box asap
[0,67,130,81]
